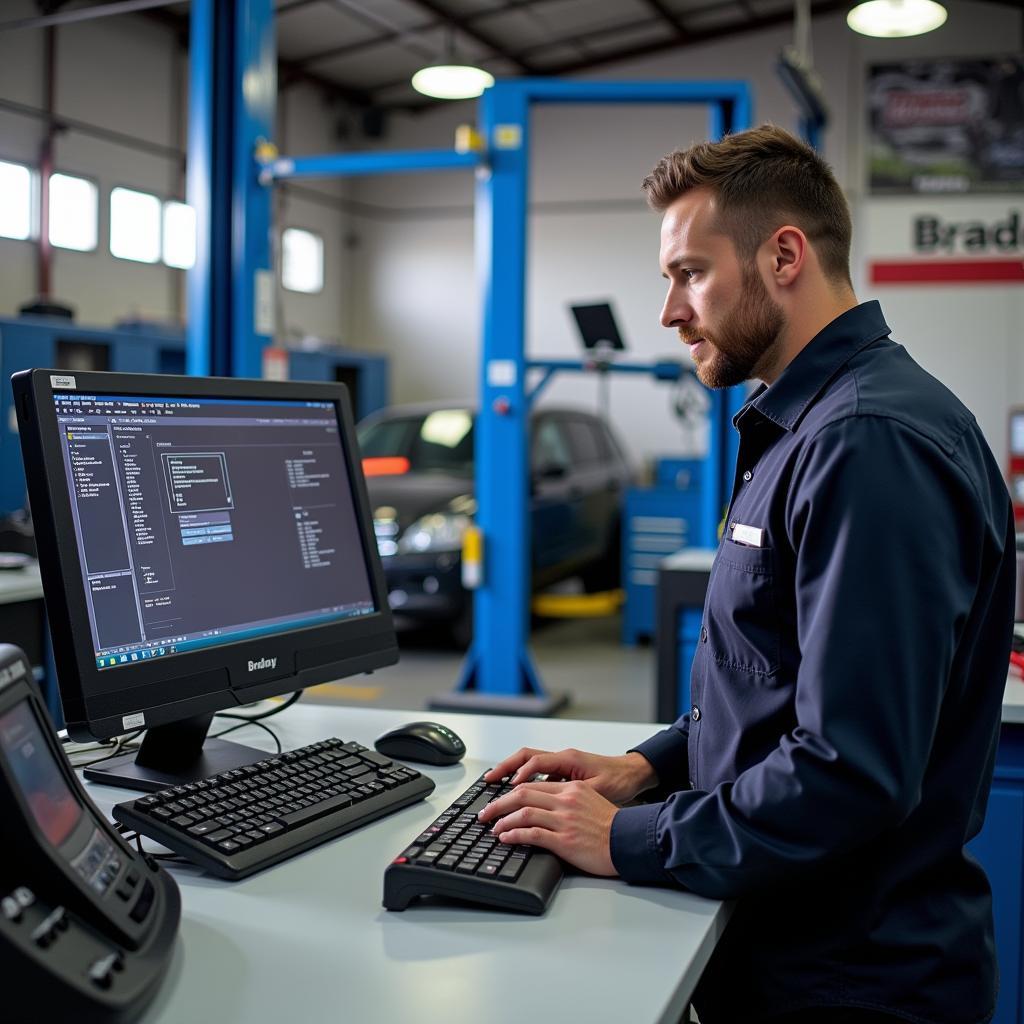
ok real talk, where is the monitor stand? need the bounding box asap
[83,712,269,793]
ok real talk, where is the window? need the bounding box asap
[565,418,602,466]
[110,187,160,263]
[48,173,98,252]
[0,160,34,241]
[531,419,571,474]
[162,200,196,269]
[281,227,324,293]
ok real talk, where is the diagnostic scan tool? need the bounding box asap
[0,644,180,1023]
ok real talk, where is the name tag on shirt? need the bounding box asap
[731,522,765,547]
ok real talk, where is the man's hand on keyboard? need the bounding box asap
[483,748,657,805]
[476,779,619,877]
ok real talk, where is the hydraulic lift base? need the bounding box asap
[427,691,570,717]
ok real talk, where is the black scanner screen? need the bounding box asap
[0,699,82,848]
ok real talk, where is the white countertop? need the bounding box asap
[83,705,730,1024]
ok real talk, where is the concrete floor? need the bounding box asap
[302,613,660,725]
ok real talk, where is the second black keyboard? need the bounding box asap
[383,773,564,914]
[112,738,434,880]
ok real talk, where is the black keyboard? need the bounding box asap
[383,773,564,915]
[112,739,434,880]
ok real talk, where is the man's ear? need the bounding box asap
[767,225,808,288]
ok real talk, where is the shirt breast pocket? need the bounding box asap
[707,538,779,678]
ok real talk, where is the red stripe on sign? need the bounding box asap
[871,259,1024,284]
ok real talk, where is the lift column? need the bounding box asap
[433,79,752,715]
[187,0,274,379]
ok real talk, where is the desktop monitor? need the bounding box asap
[569,302,626,352]
[13,369,397,792]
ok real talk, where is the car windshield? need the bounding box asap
[358,409,475,475]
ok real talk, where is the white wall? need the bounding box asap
[347,0,1023,472]
[0,0,353,343]
[275,83,355,344]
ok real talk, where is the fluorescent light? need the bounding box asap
[847,0,947,37]
[411,64,494,100]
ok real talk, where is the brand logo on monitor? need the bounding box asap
[248,657,277,672]
[50,374,77,389]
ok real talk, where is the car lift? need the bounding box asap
[187,0,749,716]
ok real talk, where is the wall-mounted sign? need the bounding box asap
[867,199,1024,284]
[868,56,1024,195]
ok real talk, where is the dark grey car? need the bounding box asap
[356,404,633,643]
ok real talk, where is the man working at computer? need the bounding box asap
[477,125,1016,1024]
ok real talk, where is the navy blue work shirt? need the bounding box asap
[610,301,1015,1024]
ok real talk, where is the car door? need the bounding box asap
[529,414,580,581]
[562,415,618,567]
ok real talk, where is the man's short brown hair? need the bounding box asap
[643,124,852,285]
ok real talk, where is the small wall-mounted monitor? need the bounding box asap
[569,302,627,352]
[1010,409,1024,457]
[13,369,397,792]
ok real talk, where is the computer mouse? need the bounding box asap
[374,721,466,766]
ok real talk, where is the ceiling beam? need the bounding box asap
[400,0,541,74]
[322,0,436,60]
[275,0,322,14]
[544,0,852,79]
[0,0,181,32]
[516,13,673,62]
[290,23,434,69]
[140,6,373,107]
[639,0,688,40]
[287,0,568,71]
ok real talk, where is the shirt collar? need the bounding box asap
[736,300,892,433]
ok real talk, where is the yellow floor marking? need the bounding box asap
[306,682,383,702]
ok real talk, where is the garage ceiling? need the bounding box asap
[273,0,852,110]
[71,0,1024,116]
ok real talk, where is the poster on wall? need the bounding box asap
[867,56,1024,195]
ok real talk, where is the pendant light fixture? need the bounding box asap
[847,0,947,38]
[411,26,494,100]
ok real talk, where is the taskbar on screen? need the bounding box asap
[94,604,375,671]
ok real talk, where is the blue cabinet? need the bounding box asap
[622,459,704,645]
[969,725,1024,1024]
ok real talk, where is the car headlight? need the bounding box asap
[397,512,471,554]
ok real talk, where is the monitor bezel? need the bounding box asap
[15,368,397,742]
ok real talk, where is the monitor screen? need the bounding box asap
[52,391,376,672]
[15,370,397,791]
[0,698,82,848]
[569,302,626,351]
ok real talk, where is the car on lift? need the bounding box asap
[356,402,633,644]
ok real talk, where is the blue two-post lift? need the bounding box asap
[187,0,749,715]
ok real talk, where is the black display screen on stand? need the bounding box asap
[14,369,399,792]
